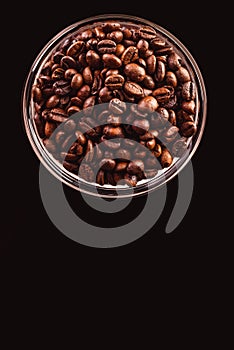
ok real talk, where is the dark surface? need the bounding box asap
[3,3,223,289]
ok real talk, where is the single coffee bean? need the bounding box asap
[85,50,101,69]
[55,130,66,144]
[71,73,83,89]
[167,52,182,70]
[121,46,139,65]
[105,74,125,90]
[66,41,85,57]
[154,46,173,56]
[86,38,98,50]
[139,26,157,40]
[152,87,171,103]
[75,130,87,145]
[165,71,178,87]
[107,30,124,43]
[163,126,179,143]
[51,67,65,80]
[49,108,68,123]
[64,68,78,80]
[146,55,156,75]
[102,53,122,69]
[32,85,42,102]
[137,39,149,55]
[123,173,137,187]
[77,84,91,100]
[146,138,156,150]
[160,147,173,168]
[83,96,96,116]
[116,43,125,57]
[46,95,60,108]
[44,121,57,138]
[102,22,121,33]
[53,51,64,64]
[109,98,126,114]
[103,139,121,150]
[98,87,114,102]
[67,105,81,116]
[124,81,144,98]
[60,55,77,70]
[153,144,162,158]
[180,121,197,137]
[82,66,93,85]
[34,113,45,138]
[103,125,124,138]
[150,37,166,50]
[115,161,128,172]
[80,29,93,41]
[143,75,155,89]
[181,100,196,114]
[168,109,177,125]
[97,39,116,54]
[96,169,105,186]
[85,139,94,162]
[53,80,71,96]
[93,26,106,39]
[137,96,158,113]
[182,81,196,100]
[70,96,83,107]
[175,66,191,83]
[124,63,146,82]
[155,60,165,82]
[127,159,144,175]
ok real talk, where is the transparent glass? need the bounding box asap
[22,14,207,198]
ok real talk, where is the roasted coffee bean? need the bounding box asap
[55,130,66,144]
[168,109,177,125]
[91,70,102,95]
[83,96,96,116]
[116,44,125,57]
[93,26,106,39]
[102,53,122,68]
[165,71,177,87]
[152,87,171,103]
[123,173,137,187]
[103,125,124,138]
[182,81,196,100]
[150,37,166,50]
[70,96,83,107]
[48,108,68,123]
[86,38,98,50]
[146,55,156,75]
[180,121,197,137]
[127,160,144,175]
[66,41,85,57]
[154,46,173,56]
[82,66,93,85]
[143,75,155,89]
[137,39,149,55]
[51,67,65,80]
[124,81,144,98]
[146,138,156,150]
[102,22,121,33]
[75,130,86,145]
[96,169,105,185]
[77,84,91,100]
[71,73,83,89]
[115,161,128,172]
[137,96,158,113]
[181,100,196,114]
[154,60,165,82]
[105,69,119,77]
[34,113,45,138]
[105,74,125,90]
[99,87,114,102]
[97,39,116,54]
[32,85,42,103]
[124,63,145,82]
[86,50,101,69]
[85,139,94,162]
[160,147,173,168]
[163,126,179,143]
[139,26,157,40]
[121,46,139,65]
[64,68,78,80]
[103,139,121,150]
[109,98,126,114]
[60,55,77,70]
[107,30,124,43]
[46,95,60,108]
[176,66,191,83]
[167,52,182,70]
[53,80,71,96]
[53,51,64,64]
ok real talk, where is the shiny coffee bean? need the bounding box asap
[137,96,158,113]
[182,81,196,100]
[97,39,116,54]
[105,74,125,90]
[124,63,145,82]
[180,121,197,137]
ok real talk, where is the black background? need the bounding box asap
[2,1,226,305]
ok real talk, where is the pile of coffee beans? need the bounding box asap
[32,19,197,187]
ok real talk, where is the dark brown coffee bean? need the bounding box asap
[76,85,90,100]
[32,85,42,103]
[49,108,68,123]
[82,96,96,116]
[107,30,123,43]
[138,96,158,113]
[67,105,81,116]
[121,46,139,65]
[70,96,82,107]
[79,163,95,182]
[150,37,166,50]
[124,81,144,98]
[167,52,182,70]
[64,68,77,80]
[100,158,116,171]
[127,159,144,175]
[91,70,102,95]
[137,39,149,55]
[109,98,126,114]
[132,118,150,134]
[53,51,64,64]
[102,22,121,33]
[168,109,177,125]
[60,56,77,70]
[105,74,125,90]
[53,80,71,96]
[66,41,85,58]
[63,160,78,173]
[165,71,178,87]
[146,55,156,75]
[97,39,116,54]
[182,81,196,100]
[71,73,83,89]
[152,87,171,103]
[124,63,145,82]
[153,144,162,158]
[137,57,147,69]
[154,46,173,56]
[86,38,98,50]
[80,29,93,41]
[98,87,114,102]
[146,138,156,150]
[85,50,101,69]
[181,100,196,114]
[34,113,45,138]
[160,147,173,168]
[102,54,122,69]
[46,95,60,108]
[116,44,125,57]
[155,60,165,82]
[140,129,158,140]
[93,26,106,39]
[139,26,157,40]
[175,66,191,83]
[143,88,153,96]
[82,66,93,85]
[143,75,155,89]
[180,121,197,137]
[85,139,94,162]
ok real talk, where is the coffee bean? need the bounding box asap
[137,39,149,55]
[152,87,171,103]
[143,75,155,89]
[98,87,114,102]
[124,81,144,98]
[105,74,125,90]
[146,138,156,150]
[107,30,124,43]
[180,121,197,137]
[137,96,158,113]
[83,96,96,116]
[115,161,128,172]
[93,26,106,39]
[150,37,166,50]
[55,130,66,144]
[165,71,178,87]
[121,46,139,64]
[103,125,124,138]
[175,66,191,83]
[71,73,83,89]
[102,53,122,69]
[32,85,42,102]
[96,169,105,185]
[139,26,157,40]
[46,95,60,108]
[60,56,77,70]
[82,66,93,85]
[115,148,131,160]
[86,50,101,69]
[155,60,165,82]
[124,63,146,82]
[146,55,156,75]
[34,113,45,138]
[102,22,121,33]
[100,158,116,171]
[77,84,91,100]
[163,126,179,143]
[160,147,173,167]
[182,81,196,100]
[44,121,57,138]
[53,80,71,96]
[109,98,126,114]
[167,52,182,70]
[132,118,150,134]
[172,138,188,157]
[116,44,125,57]
[48,108,68,123]
[127,159,144,175]
[103,139,121,150]
[181,100,196,114]
[66,41,85,58]
[97,39,116,54]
